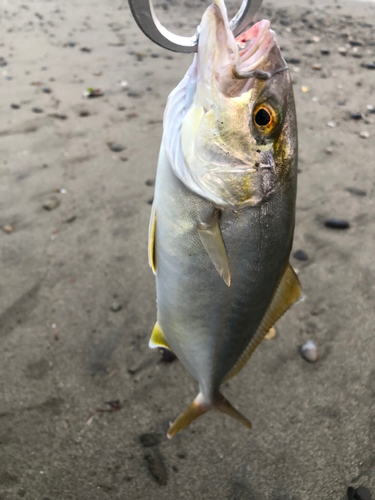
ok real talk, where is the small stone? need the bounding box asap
[42,87,51,94]
[3,225,14,234]
[66,215,77,223]
[108,142,125,153]
[127,90,141,98]
[10,103,20,109]
[83,88,103,98]
[159,348,177,363]
[338,47,347,56]
[347,487,356,500]
[354,486,372,500]
[147,197,154,205]
[144,449,168,486]
[325,147,333,155]
[312,36,320,43]
[285,57,301,64]
[337,100,346,106]
[145,179,155,187]
[79,110,90,117]
[320,48,330,55]
[301,340,319,363]
[346,187,367,197]
[359,131,370,139]
[324,218,350,230]
[120,80,129,89]
[350,112,362,120]
[327,121,336,128]
[151,53,160,58]
[177,452,186,459]
[293,249,309,261]
[117,106,126,111]
[110,302,122,312]
[80,47,92,52]
[301,86,309,93]
[312,63,322,70]
[32,107,43,113]
[366,104,375,113]
[361,62,375,70]
[43,197,60,211]
[349,40,363,47]
[264,326,277,340]
[139,433,162,448]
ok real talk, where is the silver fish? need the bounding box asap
[148,0,303,438]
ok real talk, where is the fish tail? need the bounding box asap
[167,392,251,439]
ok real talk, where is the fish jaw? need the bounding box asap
[163,1,295,209]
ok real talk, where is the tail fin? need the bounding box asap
[167,392,251,439]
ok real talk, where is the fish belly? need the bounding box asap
[154,144,295,402]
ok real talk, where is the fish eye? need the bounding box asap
[255,109,271,126]
[253,103,278,134]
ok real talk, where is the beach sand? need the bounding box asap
[0,0,374,498]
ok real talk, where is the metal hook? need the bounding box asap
[128,0,263,53]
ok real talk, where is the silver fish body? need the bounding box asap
[148,0,303,437]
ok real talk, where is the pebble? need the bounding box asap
[10,103,20,109]
[32,107,44,113]
[320,48,330,55]
[159,348,177,363]
[110,302,122,312]
[327,121,336,128]
[145,179,155,187]
[2,225,14,234]
[324,218,350,230]
[127,90,141,98]
[43,197,60,211]
[108,142,125,153]
[139,433,162,448]
[83,88,103,98]
[349,40,363,47]
[293,249,309,261]
[359,131,370,139]
[312,63,322,70]
[79,110,90,117]
[354,486,372,500]
[42,87,52,94]
[350,112,362,120]
[301,340,319,362]
[366,104,375,113]
[338,47,347,55]
[348,487,356,500]
[264,326,277,340]
[325,147,333,155]
[80,47,92,53]
[0,57,7,67]
[144,449,168,486]
[361,62,375,70]
[147,197,154,205]
[346,187,367,197]
[285,57,301,64]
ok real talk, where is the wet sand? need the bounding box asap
[0,0,374,498]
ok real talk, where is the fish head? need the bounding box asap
[177,0,297,209]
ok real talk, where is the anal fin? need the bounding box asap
[225,263,304,381]
[149,321,172,351]
[197,209,231,287]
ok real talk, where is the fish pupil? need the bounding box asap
[255,108,271,127]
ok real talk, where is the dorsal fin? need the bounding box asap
[148,207,157,274]
[225,263,304,381]
[149,321,172,351]
[197,209,231,287]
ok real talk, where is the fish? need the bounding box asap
[148,0,303,438]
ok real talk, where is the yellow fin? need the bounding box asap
[148,207,157,274]
[197,210,231,287]
[167,392,251,439]
[149,322,172,351]
[225,263,304,381]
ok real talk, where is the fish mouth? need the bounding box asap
[197,0,277,90]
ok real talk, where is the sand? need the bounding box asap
[0,0,374,498]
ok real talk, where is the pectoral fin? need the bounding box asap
[149,321,172,351]
[148,207,157,274]
[225,264,304,381]
[197,209,231,287]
